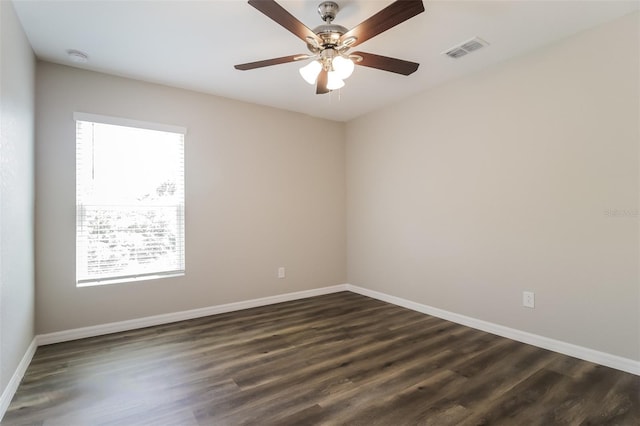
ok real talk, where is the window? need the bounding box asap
[75,113,185,286]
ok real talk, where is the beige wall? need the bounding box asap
[0,0,36,392]
[35,63,346,334]
[346,13,639,360]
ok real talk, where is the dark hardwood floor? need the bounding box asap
[3,292,639,425]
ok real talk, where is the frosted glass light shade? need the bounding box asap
[327,71,345,90]
[299,60,322,85]
[332,56,354,79]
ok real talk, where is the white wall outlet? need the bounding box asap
[277,267,285,279]
[522,291,535,308]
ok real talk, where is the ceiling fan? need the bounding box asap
[234,0,425,94]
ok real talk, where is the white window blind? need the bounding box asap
[75,113,185,286]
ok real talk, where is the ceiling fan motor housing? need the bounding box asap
[312,24,348,48]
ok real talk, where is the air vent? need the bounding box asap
[443,37,489,59]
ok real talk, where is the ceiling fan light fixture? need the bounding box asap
[332,55,354,79]
[327,71,345,90]
[299,60,322,84]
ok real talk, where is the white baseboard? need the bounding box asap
[346,284,640,376]
[0,337,37,421]
[37,284,349,346]
[35,283,640,374]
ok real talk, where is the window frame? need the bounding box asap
[74,112,186,287]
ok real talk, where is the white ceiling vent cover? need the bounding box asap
[443,37,489,59]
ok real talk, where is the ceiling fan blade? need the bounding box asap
[248,0,322,45]
[316,68,330,94]
[351,51,419,75]
[340,0,425,48]
[234,54,305,70]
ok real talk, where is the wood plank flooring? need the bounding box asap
[3,292,639,425]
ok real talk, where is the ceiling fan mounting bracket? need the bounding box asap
[317,1,339,23]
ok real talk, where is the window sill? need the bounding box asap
[77,272,184,287]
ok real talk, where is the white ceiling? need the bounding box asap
[12,0,639,122]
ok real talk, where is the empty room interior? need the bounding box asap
[1,0,639,424]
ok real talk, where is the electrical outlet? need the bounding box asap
[522,291,535,308]
[277,267,285,279]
